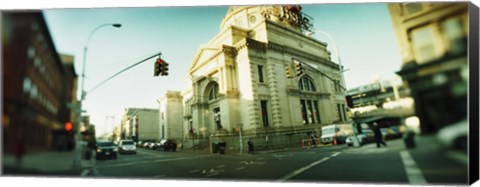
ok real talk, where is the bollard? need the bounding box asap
[403,131,416,149]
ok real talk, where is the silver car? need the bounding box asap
[118,139,137,154]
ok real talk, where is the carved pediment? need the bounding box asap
[189,46,222,73]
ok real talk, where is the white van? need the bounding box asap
[321,124,354,144]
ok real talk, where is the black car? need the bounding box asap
[161,139,177,152]
[95,141,118,159]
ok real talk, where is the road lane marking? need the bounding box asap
[216,165,226,168]
[96,155,210,169]
[446,151,468,166]
[235,167,245,170]
[276,157,330,182]
[331,152,341,157]
[400,151,427,185]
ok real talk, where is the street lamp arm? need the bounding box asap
[313,30,341,67]
[81,23,122,100]
[85,23,122,48]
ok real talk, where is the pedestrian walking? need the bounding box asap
[14,137,25,166]
[247,139,254,154]
[372,122,387,148]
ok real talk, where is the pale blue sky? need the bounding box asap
[43,3,403,136]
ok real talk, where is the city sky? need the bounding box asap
[43,2,403,137]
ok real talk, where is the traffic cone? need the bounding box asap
[333,137,337,145]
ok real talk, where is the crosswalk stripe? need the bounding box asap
[400,150,427,185]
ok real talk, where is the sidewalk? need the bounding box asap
[2,150,95,176]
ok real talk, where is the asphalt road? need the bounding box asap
[80,138,468,186]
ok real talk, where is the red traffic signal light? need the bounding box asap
[154,58,165,76]
[65,122,73,131]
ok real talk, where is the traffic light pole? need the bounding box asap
[87,51,163,94]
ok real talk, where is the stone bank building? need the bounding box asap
[159,6,349,151]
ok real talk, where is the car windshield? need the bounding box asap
[122,141,134,145]
[97,142,114,147]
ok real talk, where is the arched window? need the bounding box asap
[208,83,219,101]
[297,76,321,125]
[298,76,316,92]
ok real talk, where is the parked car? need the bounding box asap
[161,139,177,152]
[118,139,136,154]
[143,142,152,148]
[437,119,467,151]
[346,129,375,146]
[151,142,162,150]
[95,141,118,159]
[137,141,144,148]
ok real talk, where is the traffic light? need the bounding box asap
[154,58,163,76]
[285,63,293,78]
[161,61,169,76]
[295,61,303,76]
[65,121,73,132]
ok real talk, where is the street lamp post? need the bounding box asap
[73,23,121,169]
[307,30,346,82]
[306,30,360,146]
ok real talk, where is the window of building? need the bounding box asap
[313,101,321,123]
[307,100,314,124]
[28,46,35,59]
[337,104,342,121]
[208,83,219,101]
[34,57,41,68]
[300,99,321,125]
[23,77,32,94]
[258,65,264,83]
[30,84,38,99]
[411,25,441,64]
[213,107,222,129]
[189,119,193,133]
[298,76,316,92]
[442,17,466,54]
[37,34,44,43]
[261,100,269,127]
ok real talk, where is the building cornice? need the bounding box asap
[240,38,340,71]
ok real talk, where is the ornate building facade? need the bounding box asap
[161,6,349,150]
